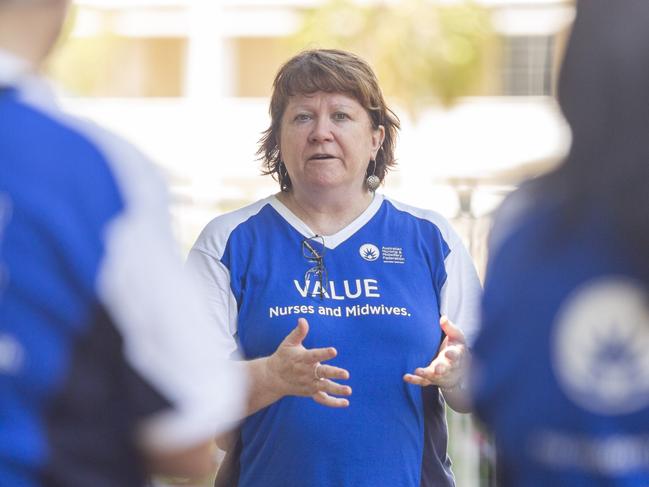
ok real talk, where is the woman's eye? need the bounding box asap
[295,114,311,122]
[333,112,349,121]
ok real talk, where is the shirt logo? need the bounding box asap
[552,277,649,415]
[359,244,380,262]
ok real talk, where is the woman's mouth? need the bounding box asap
[309,153,336,161]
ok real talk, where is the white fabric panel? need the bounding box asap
[188,198,271,352]
[438,232,482,345]
[20,75,246,450]
[91,129,247,450]
[186,249,240,357]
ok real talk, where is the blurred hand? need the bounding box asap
[267,317,351,407]
[403,316,468,390]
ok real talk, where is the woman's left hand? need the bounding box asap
[403,316,468,390]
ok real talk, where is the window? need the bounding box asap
[501,35,554,96]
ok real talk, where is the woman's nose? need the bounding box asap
[308,116,334,143]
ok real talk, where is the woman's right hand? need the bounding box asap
[266,317,352,408]
[245,317,351,415]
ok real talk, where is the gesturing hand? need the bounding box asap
[403,316,468,390]
[267,317,352,407]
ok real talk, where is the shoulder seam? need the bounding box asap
[385,197,459,245]
[193,198,272,259]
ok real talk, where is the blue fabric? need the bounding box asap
[472,196,649,486]
[0,89,124,485]
[220,200,451,487]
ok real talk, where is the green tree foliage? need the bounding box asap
[291,0,494,115]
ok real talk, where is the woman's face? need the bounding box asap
[279,91,385,196]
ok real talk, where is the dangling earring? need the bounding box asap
[278,161,289,191]
[365,159,380,192]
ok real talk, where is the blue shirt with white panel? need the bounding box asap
[189,194,481,487]
[0,51,244,487]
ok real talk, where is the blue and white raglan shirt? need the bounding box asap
[472,189,649,486]
[0,50,245,487]
[188,194,481,487]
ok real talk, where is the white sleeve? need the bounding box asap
[440,229,482,345]
[186,247,240,359]
[91,130,246,451]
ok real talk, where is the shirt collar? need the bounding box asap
[0,48,59,112]
[0,48,33,88]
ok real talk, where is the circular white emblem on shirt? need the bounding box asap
[552,278,649,415]
[359,244,380,262]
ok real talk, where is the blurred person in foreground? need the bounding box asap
[0,1,252,485]
[187,48,481,487]
[471,0,649,485]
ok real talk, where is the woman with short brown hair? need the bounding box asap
[189,49,481,487]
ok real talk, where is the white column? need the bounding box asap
[184,0,234,100]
